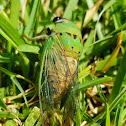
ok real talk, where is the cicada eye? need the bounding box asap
[46,27,51,35]
[53,17,63,23]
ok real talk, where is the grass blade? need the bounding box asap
[0,111,17,118]
[18,44,41,54]
[74,77,112,92]
[0,67,28,106]
[0,98,7,110]
[10,0,20,29]
[24,107,40,126]
[0,53,10,63]
[106,103,110,126]
[109,45,126,103]
[101,32,122,72]
[93,86,126,124]
[24,0,40,37]
[0,12,25,47]
[63,0,79,20]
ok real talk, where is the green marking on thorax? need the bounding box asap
[54,21,82,41]
[53,20,83,60]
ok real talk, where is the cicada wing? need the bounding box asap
[62,68,79,126]
[40,35,78,125]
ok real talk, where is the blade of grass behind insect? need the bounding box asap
[109,45,126,103]
[23,1,29,25]
[9,0,20,53]
[122,31,126,42]
[84,0,103,27]
[106,103,110,126]
[24,107,40,126]
[80,30,95,60]
[79,65,92,79]
[38,2,46,20]
[96,85,108,104]
[96,85,110,126]
[79,30,94,70]
[5,120,16,126]
[114,95,126,126]
[10,0,20,29]
[0,53,10,63]
[0,98,7,110]
[101,32,122,72]
[73,76,112,92]
[8,0,20,95]
[0,11,30,77]
[24,0,40,38]
[76,0,103,29]
[91,86,126,125]
[19,52,30,78]
[83,112,95,124]
[118,108,126,126]
[114,102,125,126]
[0,88,5,98]
[0,67,28,106]
[114,104,121,126]
[0,28,17,48]
[63,0,79,20]
[48,1,64,18]
[94,0,116,41]
[36,117,42,126]
[75,107,81,126]
[108,22,126,37]
[0,12,25,47]
[111,4,121,30]
[0,111,17,118]
[86,0,104,40]
[82,34,113,57]
[52,0,59,8]
[17,44,41,54]
[80,11,86,31]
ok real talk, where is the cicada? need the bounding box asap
[23,17,83,126]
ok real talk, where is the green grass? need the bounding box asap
[0,0,126,126]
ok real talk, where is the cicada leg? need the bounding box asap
[22,34,48,41]
[22,27,51,42]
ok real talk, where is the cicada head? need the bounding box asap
[53,17,83,61]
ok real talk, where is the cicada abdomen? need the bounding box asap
[48,42,78,101]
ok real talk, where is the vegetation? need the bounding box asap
[0,0,126,125]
